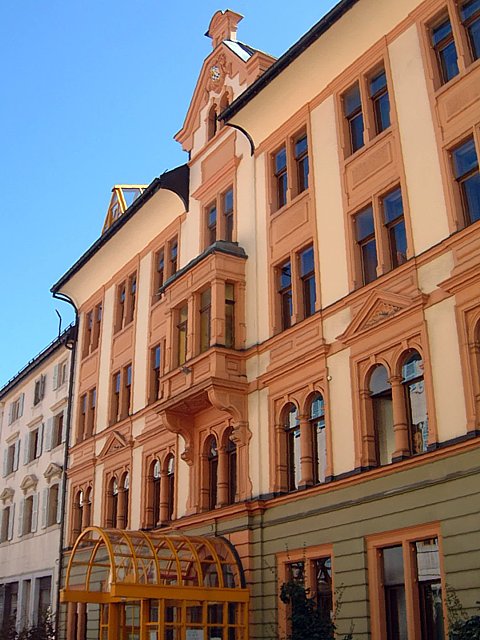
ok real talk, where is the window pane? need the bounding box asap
[370,70,387,96]
[279,261,291,288]
[383,188,404,224]
[295,135,308,158]
[374,92,391,132]
[383,546,408,640]
[355,206,375,241]
[224,188,233,213]
[415,539,444,640]
[389,220,408,267]
[350,113,365,152]
[344,84,362,116]
[300,246,314,276]
[361,239,378,284]
[468,16,480,59]
[453,139,478,178]
[275,147,287,172]
[461,0,480,21]
[439,40,460,81]
[432,18,453,45]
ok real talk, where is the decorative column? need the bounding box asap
[216,445,229,507]
[116,488,126,529]
[211,278,226,346]
[144,472,154,529]
[66,603,76,640]
[390,375,410,461]
[299,414,313,487]
[76,603,87,640]
[359,388,377,468]
[159,470,169,525]
[274,422,287,493]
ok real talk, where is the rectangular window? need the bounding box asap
[78,394,87,441]
[83,304,102,356]
[278,261,293,330]
[452,137,480,226]
[369,69,390,134]
[52,412,64,449]
[83,311,93,358]
[116,282,126,332]
[0,507,10,543]
[225,283,235,349]
[4,441,19,476]
[299,246,316,319]
[37,576,52,620]
[274,146,288,210]
[150,345,161,402]
[382,187,407,268]
[461,0,480,60]
[111,372,121,424]
[88,388,96,436]
[431,16,459,84]
[344,82,364,154]
[199,289,212,353]
[126,272,137,325]
[122,364,132,419]
[177,305,188,366]
[355,206,378,285]
[206,202,217,246]
[169,238,178,276]
[92,303,102,350]
[154,248,165,299]
[294,134,309,194]
[27,427,42,463]
[8,394,24,424]
[33,375,46,406]
[223,188,234,242]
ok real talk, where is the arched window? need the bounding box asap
[206,436,218,510]
[369,365,394,466]
[225,429,237,505]
[310,394,326,484]
[165,455,175,522]
[152,460,161,528]
[284,404,300,491]
[218,93,230,130]
[207,104,217,141]
[118,473,129,530]
[107,477,118,528]
[402,351,428,455]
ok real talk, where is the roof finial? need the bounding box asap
[206,10,243,48]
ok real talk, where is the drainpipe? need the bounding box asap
[52,292,78,640]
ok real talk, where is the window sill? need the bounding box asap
[433,57,480,99]
[343,126,393,166]
[270,188,310,219]
[113,321,134,339]
[81,348,99,364]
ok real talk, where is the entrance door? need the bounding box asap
[121,601,141,640]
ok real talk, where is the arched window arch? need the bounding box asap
[401,350,428,455]
[224,428,237,505]
[207,104,217,141]
[283,403,300,492]
[369,364,394,466]
[106,476,118,528]
[206,436,218,510]
[309,393,326,484]
[165,454,175,522]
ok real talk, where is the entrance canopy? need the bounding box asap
[61,527,248,604]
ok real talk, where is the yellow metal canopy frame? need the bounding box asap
[61,526,249,604]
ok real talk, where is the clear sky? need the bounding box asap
[0,0,337,387]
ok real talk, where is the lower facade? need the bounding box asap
[0,570,54,632]
[57,442,480,640]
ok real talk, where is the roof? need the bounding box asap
[219,0,360,123]
[0,324,74,399]
[223,39,262,62]
[51,164,189,295]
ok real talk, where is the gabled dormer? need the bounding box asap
[102,185,147,234]
[175,10,275,156]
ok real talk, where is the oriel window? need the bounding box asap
[225,283,235,349]
[200,289,212,353]
[206,203,217,246]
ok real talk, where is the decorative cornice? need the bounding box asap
[0,487,14,503]
[20,474,38,494]
[44,462,63,482]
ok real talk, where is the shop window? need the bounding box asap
[451,137,480,227]
[176,305,188,366]
[402,351,428,455]
[225,283,235,348]
[82,302,102,358]
[369,532,445,640]
[149,344,162,403]
[310,394,327,485]
[199,289,212,353]
[284,404,301,492]
[369,365,394,466]
[33,375,46,406]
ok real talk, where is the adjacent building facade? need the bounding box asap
[0,329,73,631]
[48,0,480,638]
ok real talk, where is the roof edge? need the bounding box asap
[219,0,360,122]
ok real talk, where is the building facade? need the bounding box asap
[53,1,480,638]
[0,328,73,631]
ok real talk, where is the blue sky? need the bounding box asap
[0,0,337,387]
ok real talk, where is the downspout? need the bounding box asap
[52,292,78,639]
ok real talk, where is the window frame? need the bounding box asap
[367,525,446,640]
[270,128,310,213]
[109,366,131,425]
[450,134,480,229]
[202,187,235,249]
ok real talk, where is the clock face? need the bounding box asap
[210,65,221,81]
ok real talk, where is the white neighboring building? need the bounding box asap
[0,327,73,631]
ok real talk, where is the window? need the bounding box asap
[149,344,162,403]
[8,394,24,424]
[207,104,217,140]
[294,134,309,195]
[110,367,131,424]
[150,460,161,528]
[153,248,165,298]
[274,146,288,210]
[47,484,60,527]
[452,137,480,227]
[177,305,188,366]
[82,303,102,358]
[431,15,459,84]
[355,205,378,285]
[284,404,301,492]
[26,425,43,463]
[310,394,327,485]
[199,289,212,353]
[0,506,13,543]
[368,531,445,640]
[51,411,65,449]
[225,283,235,349]
[369,365,394,466]
[370,69,391,134]
[106,477,118,528]
[382,187,408,268]
[278,260,293,330]
[88,388,96,437]
[203,187,235,247]
[33,375,46,406]
[20,494,38,536]
[117,473,129,529]
[225,429,237,505]
[36,577,52,621]
[3,440,20,477]
[205,436,218,511]
[461,0,480,60]
[299,246,316,319]
[78,393,87,442]
[402,351,428,455]
[169,238,178,276]
[152,236,179,302]
[165,455,175,522]
[115,272,136,332]
[53,360,68,390]
[343,82,364,154]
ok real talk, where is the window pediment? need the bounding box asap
[44,462,63,482]
[98,431,130,460]
[0,487,14,504]
[20,474,38,494]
